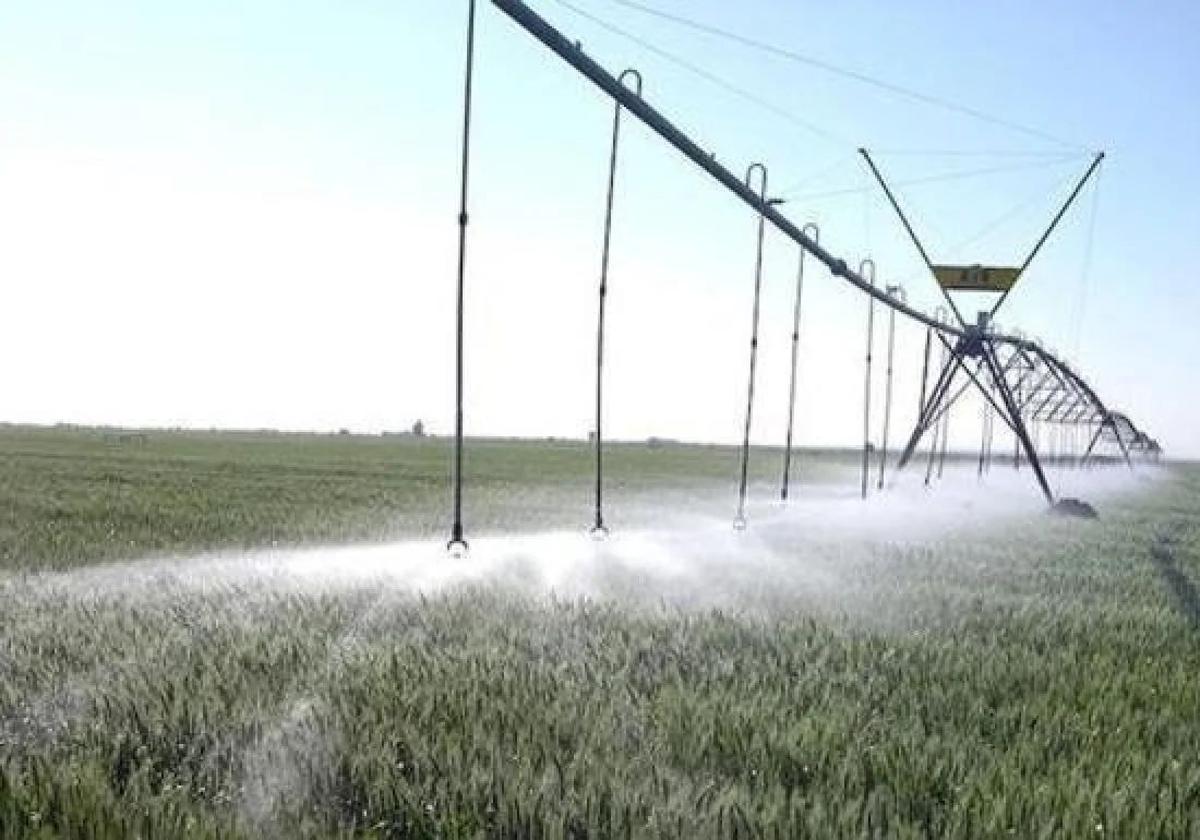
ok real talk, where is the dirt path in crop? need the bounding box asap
[1150,524,1200,632]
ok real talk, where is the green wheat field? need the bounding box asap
[1,425,1197,838]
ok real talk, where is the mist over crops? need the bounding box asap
[8,459,1153,613]
[1,428,1197,838]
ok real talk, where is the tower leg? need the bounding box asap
[896,345,962,471]
[980,341,1054,505]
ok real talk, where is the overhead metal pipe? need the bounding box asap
[734,163,770,530]
[491,0,997,343]
[590,68,643,539]
[489,1,1134,413]
[487,0,1155,494]
[780,222,818,501]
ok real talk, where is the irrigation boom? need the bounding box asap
[492,0,1007,345]
[443,0,1160,545]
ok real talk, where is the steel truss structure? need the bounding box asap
[857,147,1160,506]
[446,0,1161,548]
[893,327,1159,504]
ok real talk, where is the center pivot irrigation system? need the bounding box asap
[445,0,1160,553]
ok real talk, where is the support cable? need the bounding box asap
[489,0,1157,499]
[859,149,968,327]
[1070,161,1104,356]
[988,152,1106,318]
[885,164,1086,292]
[550,0,847,145]
[775,153,861,198]
[491,0,1044,343]
[782,155,1083,202]
[872,148,1093,158]
[589,0,1087,150]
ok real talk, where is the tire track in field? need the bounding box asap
[236,583,402,835]
[1149,524,1200,632]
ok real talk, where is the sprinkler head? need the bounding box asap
[446,538,470,558]
[1050,498,1098,519]
[589,524,610,542]
[732,515,747,532]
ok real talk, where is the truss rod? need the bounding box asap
[988,153,1105,317]
[980,341,1054,502]
[859,148,968,327]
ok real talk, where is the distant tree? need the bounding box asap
[412,419,426,438]
[338,428,350,436]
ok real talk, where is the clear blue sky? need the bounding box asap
[1,1,1197,455]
